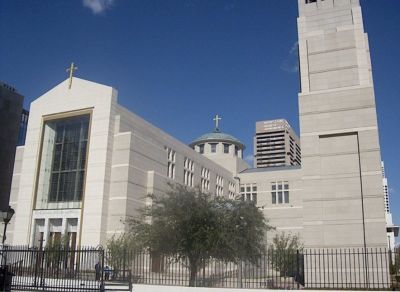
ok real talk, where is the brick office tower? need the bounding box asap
[0,82,23,212]
[297,0,387,249]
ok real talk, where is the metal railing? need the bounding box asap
[1,245,399,290]
[104,249,303,289]
[1,245,104,291]
[104,247,399,290]
[303,248,393,290]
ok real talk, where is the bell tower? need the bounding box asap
[297,0,387,248]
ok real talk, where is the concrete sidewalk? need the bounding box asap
[132,284,389,292]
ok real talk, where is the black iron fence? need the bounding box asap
[103,247,399,290]
[303,248,394,290]
[1,246,399,290]
[104,249,303,289]
[1,246,104,291]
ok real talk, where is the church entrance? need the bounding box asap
[31,215,80,250]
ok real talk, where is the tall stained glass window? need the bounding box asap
[36,114,90,209]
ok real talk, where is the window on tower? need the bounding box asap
[223,143,230,154]
[210,143,217,153]
[199,144,204,154]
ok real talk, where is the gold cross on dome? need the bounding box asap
[66,62,78,89]
[213,114,222,131]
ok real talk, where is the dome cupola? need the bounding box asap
[190,115,245,158]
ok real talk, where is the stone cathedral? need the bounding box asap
[7,0,395,250]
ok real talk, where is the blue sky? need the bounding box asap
[1,0,399,238]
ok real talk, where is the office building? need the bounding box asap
[254,119,301,168]
[0,82,23,212]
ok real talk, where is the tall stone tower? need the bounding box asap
[297,0,387,248]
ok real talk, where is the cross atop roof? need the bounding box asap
[213,114,221,131]
[66,62,78,89]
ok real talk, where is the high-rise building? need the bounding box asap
[0,82,23,212]
[17,109,29,146]
[382,162,389,213]
[381,161,399,252]
[254,119,301,168]
[298,0,387,248]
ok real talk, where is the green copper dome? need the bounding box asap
[190,129,245,150]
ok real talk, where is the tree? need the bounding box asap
[106,233,137,278]
[44,234,70,269]
[126,184,271,286]
[390,246,400,276]
[268,232,303,278]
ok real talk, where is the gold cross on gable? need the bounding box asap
[66,62,78,89]
[213,114,222,131]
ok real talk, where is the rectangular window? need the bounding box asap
[228,181,236,199]
[223,143,230,154]
[199,144,204,154]
[36,114,90,208]
[184,157,194,187]
[216,175,224,196]
[201,167,210,192]
[239,183,258,204]
[271,181,289,205]
[284,191,289,204]
[210,143,217,153]
[166,147,176,179]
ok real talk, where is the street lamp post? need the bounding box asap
[2,206,15,245]
[0,206,15,290]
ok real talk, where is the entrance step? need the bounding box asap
[104,281,131,291]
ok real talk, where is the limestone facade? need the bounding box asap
[8,78,236,247]
[298,0,387,248]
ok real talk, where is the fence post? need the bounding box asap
[296,250,300,289]
[237,260,243,288]
[123,248,126,281]
[100,247,105,292]
[40,246,45,288]
[202,260,205,287]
